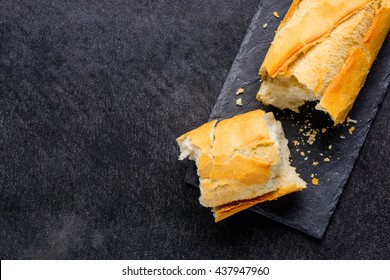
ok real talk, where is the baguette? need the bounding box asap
[176,110,306,222]
[257,0,390,124]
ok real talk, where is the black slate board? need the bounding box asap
[185,0,390,238]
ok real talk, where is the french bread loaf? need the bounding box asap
[176,110,306,222]
[257,0,390,124]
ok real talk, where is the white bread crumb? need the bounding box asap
[347,118,358,124]
[236,98,243,106]
[236,87,245,95]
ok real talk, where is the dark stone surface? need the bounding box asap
[0,0,389,259]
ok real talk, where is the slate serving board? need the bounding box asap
[184,0,390,239]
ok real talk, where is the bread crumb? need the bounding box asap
[236,87,245,95]
[313,161,319,166]
[328,145,332,150]
[347,118,358,124]
[299,128,304,132]
[304,128,318,145]
[293,140,300,146]
[322,128,327,133]
[300,151,305,157]
[236,98,243,106]
[262,23,268,29]
[340,135,346,139]
[312,178,319,185]
[324,157,331,162]
[304,157,308,161]
[273,11,280,18]
[311,174,314,178]
[348,126,355,135]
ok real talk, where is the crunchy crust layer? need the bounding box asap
[260,0,369,78]
[319,4,390,124]
[213,184,304,222]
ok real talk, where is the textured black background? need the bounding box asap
[0,0,389,259]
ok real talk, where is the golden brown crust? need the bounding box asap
[363,5,390,57]
[260,0,369,78]
[213,184,305,222]
[211,110,270,166]
[319,4,390,124]
[318,48,369,124]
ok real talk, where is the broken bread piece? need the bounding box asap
[176,110,306,222]
[257,0,390,124]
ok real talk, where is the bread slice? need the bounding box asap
[257,0,390,124]
[177,110,306,222]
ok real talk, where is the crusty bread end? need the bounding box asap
[257,0,390,124]
[177,110,306,222]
